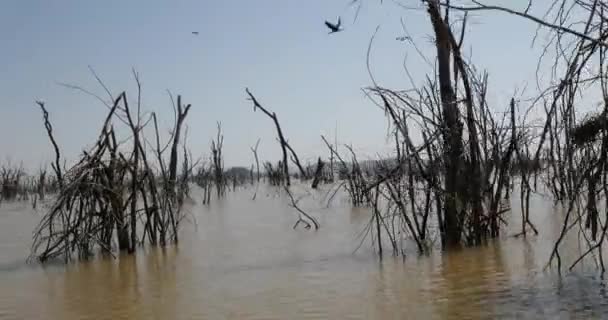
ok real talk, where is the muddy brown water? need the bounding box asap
[1,184,608,319]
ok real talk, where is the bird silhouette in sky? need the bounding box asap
[325,17,342,34]
[192,32,199,35]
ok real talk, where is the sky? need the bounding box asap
[0,1,549,170]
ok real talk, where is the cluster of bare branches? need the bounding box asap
[192,124,254,201]
[363,0,608,270]
[321,136,372,206]
[0,164,25,201]
[421,0,608,272]
[0,163,56,207]
[262,161,285,186]
[510,0,608,273]
[30,78,194,263]
[327,0,541,254]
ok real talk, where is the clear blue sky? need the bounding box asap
[0,1,544,169]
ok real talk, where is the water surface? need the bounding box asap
[0,185,607,319]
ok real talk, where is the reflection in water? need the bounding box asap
[433,242,508,319]
[1,184,608,319]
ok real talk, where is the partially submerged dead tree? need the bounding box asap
[211,122,226,197]
[251,138,261,182]
[30,83,193,263]
[321,135,370,206]
[311,157,325,189]
[250,139,262,200]
[425,0,468,247]
[333,0,528,253]
[177,128,199,206]
[168,95,192,195]
[246,89,308,184]
[419,0,608,272]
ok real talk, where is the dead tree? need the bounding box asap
[246,88,308,185]
[36,168,46,201]
[251,138,261,182]
[435,0,608,272]
[31,83,193,263]
[311,157,325,189]
[321,136,370,206]
[426,0,467,246]
[211,122,225,197]
[284,186,319,230]
[169,95,192,190]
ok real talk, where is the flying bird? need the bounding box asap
[324,17,342,34]
[192,32,199,35]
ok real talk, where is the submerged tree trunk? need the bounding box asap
[427,0,464,247]
[169,96,192,190]
[31,87,193,262]
[311,157,325,189]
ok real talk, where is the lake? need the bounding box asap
[1,184,607,319]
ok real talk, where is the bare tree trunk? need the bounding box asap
[251,139,261,182]
[169,96,192,188]
[123,88,142,253]
[37,169,46,201]
[373,186,383,256]
[211,122,225,197]
[427,0,464,247]
[311,157,325,189]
